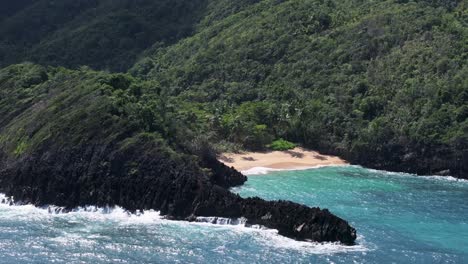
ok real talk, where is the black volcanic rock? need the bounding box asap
[192,187,357,244]
[0,133,356,244]
[197,146,247,188]
[240,198,356,244]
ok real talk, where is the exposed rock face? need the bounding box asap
[192,188,357,244]
[319,144,468,180]
[240,198,356,244]
[0,133,356,244]
[198,149,247,188]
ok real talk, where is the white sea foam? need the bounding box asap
[241,167,284,175]
[0,193,368,255]
[196,216,248,226]
[243,164,467,183]
[190,218,369,254]
[226,225,370,254]
[360,166,468,183]
[419,175,468,183]
[0,193,163,224]
[195,216,268,230]
[241,165,346,175]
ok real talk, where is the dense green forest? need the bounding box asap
[0,0,467,178]
[0,0,261,71]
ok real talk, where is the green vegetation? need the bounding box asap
[0,0,467,178]
[0,0,208,71]
[269,139,297,151]
[13,139,28,156]
[0,0,261,71]
[134,0,467,176]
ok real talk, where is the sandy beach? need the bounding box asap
[219,147,348,173]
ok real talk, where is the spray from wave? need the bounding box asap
[0,193,368,254]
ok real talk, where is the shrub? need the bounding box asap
[269,139,296,151]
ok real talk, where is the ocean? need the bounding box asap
[1,166,467,263]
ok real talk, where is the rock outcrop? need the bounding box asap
[192,187,356,244]
[0,133,356,244]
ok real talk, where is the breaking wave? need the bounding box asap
[0,193,368,255]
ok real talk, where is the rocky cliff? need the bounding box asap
[0,64,356,244]
[0,132,356,244]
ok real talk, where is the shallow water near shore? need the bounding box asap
[1,166,467,263]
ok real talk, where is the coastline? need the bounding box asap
[219,147,348,175]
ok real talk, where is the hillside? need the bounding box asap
[133,0,467,178]
[0,0,263,71]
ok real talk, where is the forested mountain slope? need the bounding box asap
[133,0,467,178]
[0,0,466,178]
[0,0,262,71]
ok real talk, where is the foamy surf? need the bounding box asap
[241,165,347,175]
[0,193,163,224]
[0,193,367,255]
[196,216,248,226]
[356,166,468,183]
[192,217,369,254]
[241,166,284,175]
[246,164,468,183]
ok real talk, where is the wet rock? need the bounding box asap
[0,134,356,244]
[435,169,451,176]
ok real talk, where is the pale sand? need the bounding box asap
[219,147,348,173]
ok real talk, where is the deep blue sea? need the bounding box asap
[1,166,467,263]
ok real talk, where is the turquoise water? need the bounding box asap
[1,166,467,263]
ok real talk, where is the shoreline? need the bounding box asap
[219,147,348,175]
[240,164,347,175]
